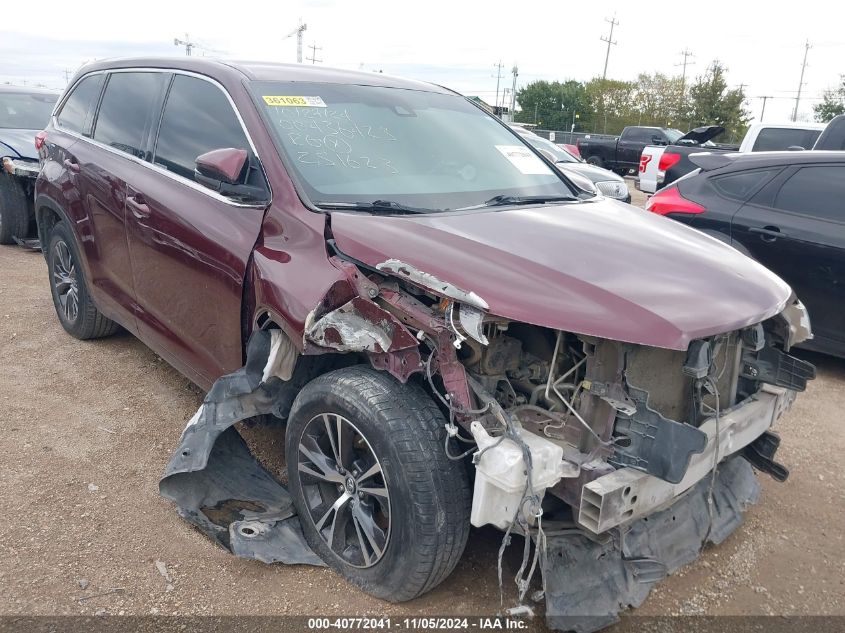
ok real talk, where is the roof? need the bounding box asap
[691,149,845,172]
[78,57,452,94]
[746,121,826,130]
[0,84,59,96]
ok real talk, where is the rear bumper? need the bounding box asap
[578,384,792,534]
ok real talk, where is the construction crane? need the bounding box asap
[173,34,227,57]
[284,22,308,63]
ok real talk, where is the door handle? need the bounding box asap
[749,226,787,242]
[127,195,150,220]
[63,158,80,173]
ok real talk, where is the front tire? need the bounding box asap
[0,174,30,245]
[47,221,120,339]
[286,365,471,602]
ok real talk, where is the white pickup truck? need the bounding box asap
[638,121,826,194]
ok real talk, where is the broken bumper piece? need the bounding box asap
[543,456,760,633]
[159,329,323,567]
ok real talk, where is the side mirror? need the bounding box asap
[195,147,248,187]
[194,148,268,203]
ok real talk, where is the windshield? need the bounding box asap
[664,128,685,143]
[0,91,57,129]
[250,81,577,211]
[524,135,579,163]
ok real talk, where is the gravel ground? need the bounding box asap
[1,187,843,629]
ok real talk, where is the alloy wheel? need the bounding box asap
[52,240,79,323]
[296,413,391,568]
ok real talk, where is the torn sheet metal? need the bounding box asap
[305,296,419,354]
[376,258,489,310]
[159,329,323,567]
[542,456,759,633]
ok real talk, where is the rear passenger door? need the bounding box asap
[732,164,845,350]
[62,71,168,329]
[125,73,268,387]
[617,128,650,171]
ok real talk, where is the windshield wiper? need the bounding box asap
[314,200,437,214]
[451,194,576,212]
[482,194,576,207]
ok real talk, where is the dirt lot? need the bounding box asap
[1,186,844,629]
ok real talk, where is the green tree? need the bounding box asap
[584,78,636,134]
[633,72,688,128]
[514,80,588,130]
[813,76,845,122]
[688,61,750,141]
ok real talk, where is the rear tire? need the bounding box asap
[586,156,605,168]
[46,221,120,339]
[0,174,30,245]
[286,365,471,602]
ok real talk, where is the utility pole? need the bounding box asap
[758,96,772,122]
[63,68,72,85]
[600,16,618,80]
[675,48,695,92]
[792,39,811,122]
[306,43,322,65]
[509,65,518,123]
[493,60,504,117]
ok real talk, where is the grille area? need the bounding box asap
[595,180,629,199]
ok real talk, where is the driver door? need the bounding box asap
[125,73,267,388]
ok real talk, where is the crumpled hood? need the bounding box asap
[330,199,792,350]
[675,125,725,146]
[0,129,38,159]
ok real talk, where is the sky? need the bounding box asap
[3,0,844,125]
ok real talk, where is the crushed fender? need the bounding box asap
[159,329,323,567]
[540,456,759,633]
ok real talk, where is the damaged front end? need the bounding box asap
[161,249,814,632]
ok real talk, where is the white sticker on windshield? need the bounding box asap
[494,145,553,175]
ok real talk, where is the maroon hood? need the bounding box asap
[330,199,792,350]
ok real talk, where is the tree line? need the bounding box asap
[514,61,750,141]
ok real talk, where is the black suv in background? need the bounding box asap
[645,151,845,358]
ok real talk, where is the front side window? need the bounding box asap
[0,90,58,130]
[250,81,576,211]
[93,72,167,158]
[773,166,845,221]
[153,75,250,180]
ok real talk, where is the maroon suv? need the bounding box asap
[36,58,814,630]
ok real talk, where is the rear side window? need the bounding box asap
[751,127,822,151]
[773,166,845,221]
[93,72,167,159]
[623,128,653,143]
[153,75,250,181]
[711,169,779,201]
[57,74,104,135]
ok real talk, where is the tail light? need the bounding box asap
[645,186,706,216]
[35,131,47,151]
[658,152,681,172]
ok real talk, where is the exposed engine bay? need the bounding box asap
[161,254,815,632]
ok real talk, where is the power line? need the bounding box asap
[306,43,322,65]
[792,39,811,121]
[600,15,619,80]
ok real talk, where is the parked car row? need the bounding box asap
[0,85,58,244]
[638,121,827,193]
